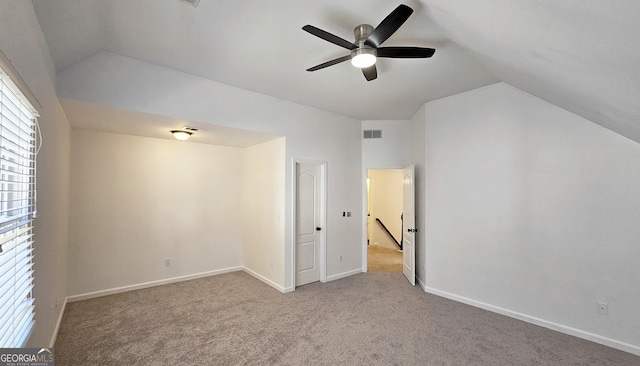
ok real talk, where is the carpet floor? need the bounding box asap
[367,244,403,272]
[55,272,640,365]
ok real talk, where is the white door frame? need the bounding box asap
[291,158,327,289]
[402,165,416,286]
[362,167,405,272]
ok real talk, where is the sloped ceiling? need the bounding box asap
[425,0,640,143]
[32,0,640,143]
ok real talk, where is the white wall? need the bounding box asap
[368,169,403,249]
[0,0,70,347]
[423,82,640,354]
[0,0,71,347]
[361,120,411,169]
[58,52,363,290]
[409,106,427,285]
[69,130,244,296]
[242,137,286,289]
[361,120,410,269]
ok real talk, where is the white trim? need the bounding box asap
[425,287,640,356]
[243,267,286,293]
[67,266,243,302]
[291,158,328,290]
[0,49,42,113]
[326,268,362,282]
[49,297,68,347]
[362,167,407,276]
[417,276,427,292]
[362,167,369,273]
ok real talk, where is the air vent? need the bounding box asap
[183,126,205,132]
[363,130,382,139]
[179,0,200,7]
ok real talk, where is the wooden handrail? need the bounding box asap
[375,218,402,250]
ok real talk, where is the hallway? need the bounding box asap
[367,245,402,272]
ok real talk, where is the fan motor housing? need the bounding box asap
[351,24,377,60]
[354,24,373,41]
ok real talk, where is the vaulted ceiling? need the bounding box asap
[33,0,640,143]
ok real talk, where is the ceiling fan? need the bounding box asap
[302,4,435,81]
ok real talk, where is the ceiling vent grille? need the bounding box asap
[363,130,382,139]
[179,0,200,7]
[183,126,204,132]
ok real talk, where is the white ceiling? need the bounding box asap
[61,99,279,147]
[32,0,640,143]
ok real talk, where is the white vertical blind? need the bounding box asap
[0,62,38,348]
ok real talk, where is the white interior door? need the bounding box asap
[402,165,416,286]
[295,163,322,286]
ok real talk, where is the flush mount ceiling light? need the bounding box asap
[171,130,192,141]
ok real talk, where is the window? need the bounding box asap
[0,51,40,348]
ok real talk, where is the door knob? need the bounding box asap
[316,227,322,231]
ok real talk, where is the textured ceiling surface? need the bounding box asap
[61,99,279,147]
[32,0,640,143]
[425,0,640,143]
[32,0,497,122]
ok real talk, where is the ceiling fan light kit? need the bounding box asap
[350,24,377,68]
[351,49,377,68]
[302,4,436,81]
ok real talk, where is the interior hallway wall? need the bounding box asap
[0,0,71,346]
[423,82,640,354]
[242,137,286,289]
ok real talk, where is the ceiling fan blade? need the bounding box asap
[365,4,413,48]
[306,55,351,71]
[302,25,355,50]
[362,65,377,81]
[377,47,436,58]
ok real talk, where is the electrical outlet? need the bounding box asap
[597,302,608,315]
[165,258,171,267]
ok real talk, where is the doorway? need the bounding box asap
[366,169,404,272]
[365,166,416,285]
[294,161,326,287]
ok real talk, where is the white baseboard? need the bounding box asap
[283,285,295,293]
[326,268,362,282]
[242,267,286,293]
[425,287,640,357]
[49,297,68,347]
[283,268,363,292]
[67,266,243,302]
[416,276,427,292]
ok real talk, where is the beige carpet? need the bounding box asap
[55,272,640,365]
[368,244,403,272]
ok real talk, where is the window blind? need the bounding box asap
[0,61,39,348]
